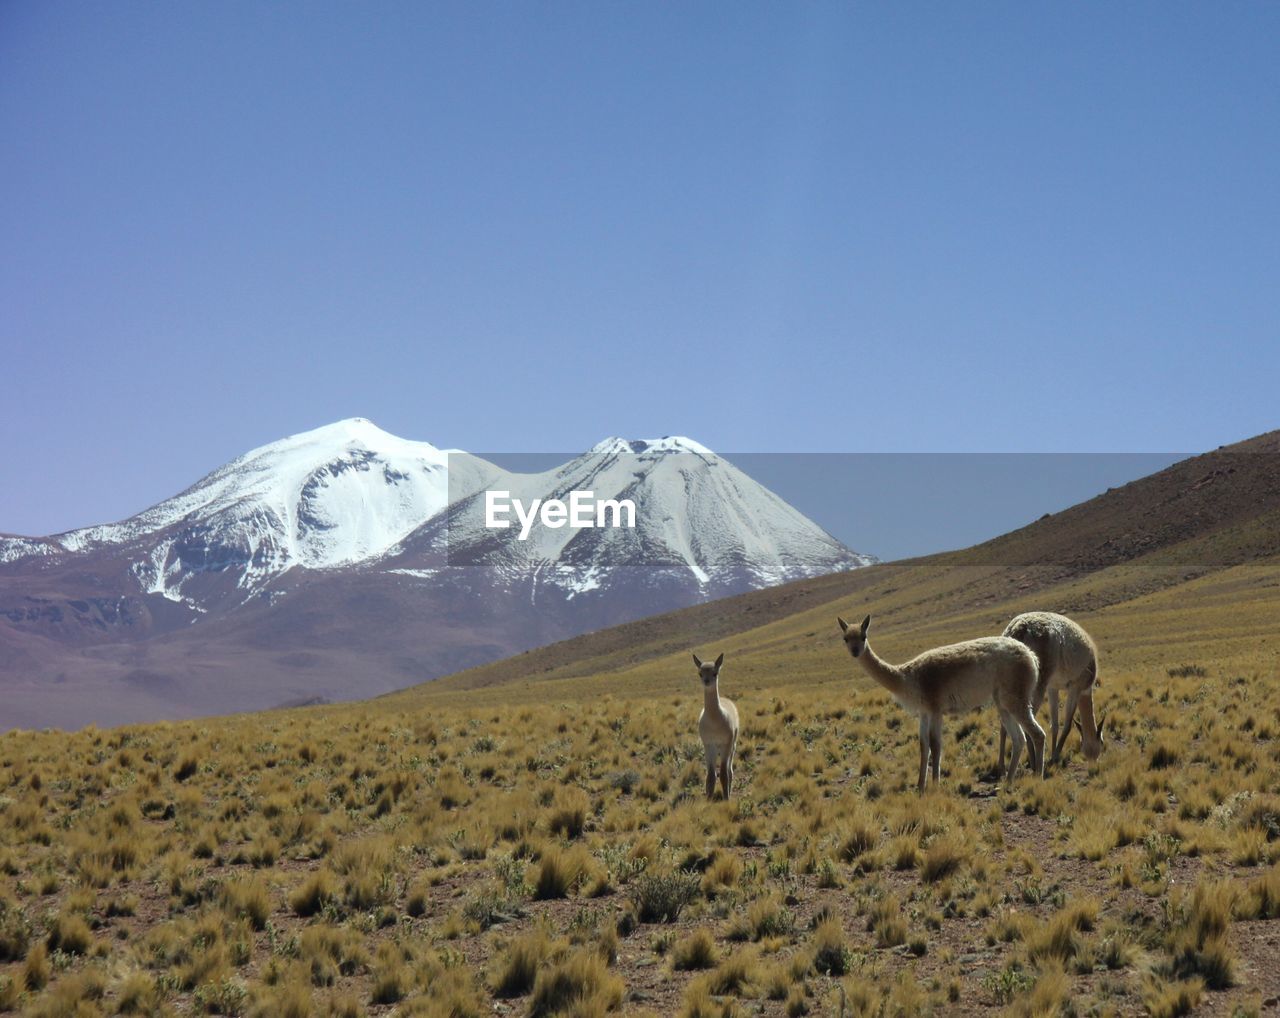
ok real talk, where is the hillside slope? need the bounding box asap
[392,428,1280,705]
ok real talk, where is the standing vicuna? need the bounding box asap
[998,611,1106,770]
[837,615,1046,792]
[693,652,740,799]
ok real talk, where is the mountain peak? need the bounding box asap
[589,435,714,456]
[240,418,443,462]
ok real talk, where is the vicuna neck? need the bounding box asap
[856,642,907,699]
[703,680,725,714]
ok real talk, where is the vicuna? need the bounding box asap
[999,611,1106,770]
[693,652,740,799]
[837,614,1046,792]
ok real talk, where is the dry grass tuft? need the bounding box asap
[671,928,718,971]
[528,948,623,1017]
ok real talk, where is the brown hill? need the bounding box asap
[396,429,1280,701]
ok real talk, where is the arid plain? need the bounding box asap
[3,435,1279,1016]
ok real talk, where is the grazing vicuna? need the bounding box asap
[999,611,1106,769]
[693,652,739,799]
[837,615,1046,792]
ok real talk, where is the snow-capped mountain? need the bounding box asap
[402,436,870,598]
[2,419,502,609]
[0,420,872,729]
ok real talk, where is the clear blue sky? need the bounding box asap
[2,3,1277,537]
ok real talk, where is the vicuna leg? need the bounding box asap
[917,715,930,793]
[1048,689,1062,763]
[1054,687,1081,761]
[719,754,733,799]
[1017,702,1046,777]
[997,724,1007,777]
[928,714,943,787]
[704,747,718,800]
[1000,708,1026,784]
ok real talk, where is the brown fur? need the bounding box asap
[999,612,1105,768]
[838,614,1045,792]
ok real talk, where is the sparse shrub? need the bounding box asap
[1003,962,1070,1018]
[490,929,562,997]
[630,871,701,923]
[290,870,339,917]
[1144,977,1203,1018]
[406,880,431,918]
[1237,864,1280,919]
[887,835,918,870]
[1150,742,1181,769]
[23,968,107,1018]
[175,754,200,781]
[369,945,409,1005]
[608,769,640,794]
[0,896,30,962]
[1239,795,1280,842]
[195,975,249,1015]
[672,928,718,970]
[727,895,793,942]
[0,975,18,1012]
[1167,881,1237,989]
[1024,897,1098,968]
[680,978,733,1018]
[919,835,966,882]
[528,948,623,1017]
[222,875,272,930]
[785,985,810,1016]
[299,924,368,987]
[705,949,757,996]
[547,787,591,839]
[24,942,50,991]
[533,844,592,900]
[700,850,742,895]
[867,895,907,948]
[249,978,313,1018]
[982,962,1034,1006]
[105,894,138,918]
[462,886,526,930]
[47,912,93,955]
[838,817,879,861]
[810,918,851,976]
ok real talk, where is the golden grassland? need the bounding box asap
[2,559,1280,1016]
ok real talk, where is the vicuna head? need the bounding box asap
[837,614,871,658]
[691,653,724,686]
[1074,694,1107,760]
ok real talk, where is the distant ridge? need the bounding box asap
[0,420,870,730]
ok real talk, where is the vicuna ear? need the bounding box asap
[861,615,871,636]
[714,653,724,671]
[692,654,703,669]
[837,617,849,633]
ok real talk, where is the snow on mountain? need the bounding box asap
[406,435,872,596]
[2,419,501,606]
[2,422,871,616]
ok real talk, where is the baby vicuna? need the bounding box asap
[693,652,740,799]
[837,615,1046,792]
